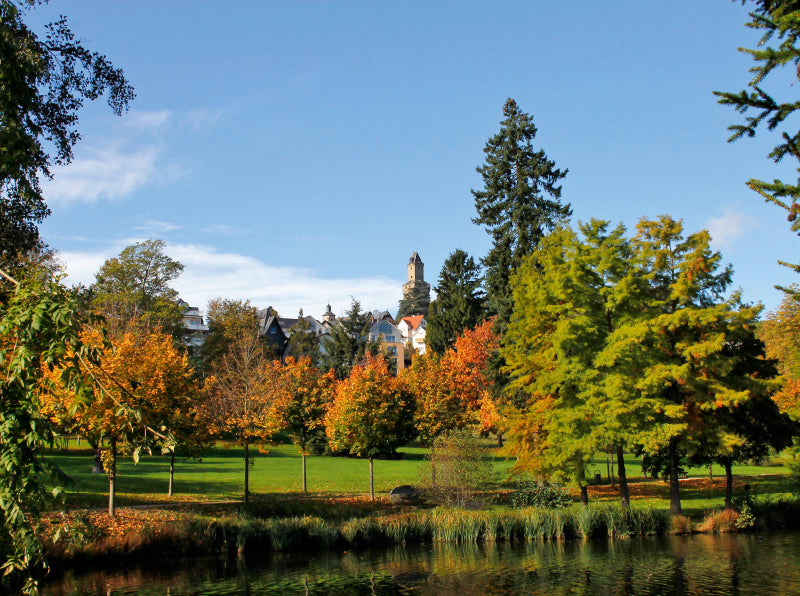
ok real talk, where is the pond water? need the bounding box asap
[40,532,800,595]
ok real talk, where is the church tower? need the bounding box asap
[402,252,431,299]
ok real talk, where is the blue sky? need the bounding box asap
[26,1,799,319]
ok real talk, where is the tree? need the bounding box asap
[0,272,100,593]
[201,333,284,504]
[715,1,800,291]
[91,239,185,334]
[0,1,134,264]
[319,299,381,379]
[397,285,431,319]
[426,249,485,355]
[287,309,321,368]
[324,356,415,500]
[472,98,570,328]
[200,297,260,367]
[759,289,800,379]
[275,357,334,491]
[503,222,639,505]
[41,326,203,514]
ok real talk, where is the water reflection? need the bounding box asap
[41,532,800,595]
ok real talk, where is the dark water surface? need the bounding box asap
[40,532,800,595]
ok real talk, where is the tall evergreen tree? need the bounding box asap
[426,249,485,355]
[715,0,800,292]
[472,98,570,328]
[320,299,381,379]
[397,285,431,319]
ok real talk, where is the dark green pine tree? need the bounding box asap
[287,308,321,368]
[715,0,800,293]
[472,98,570,330]
[426,249,485,355]
[396,285,430,319]
[320,299,381,379]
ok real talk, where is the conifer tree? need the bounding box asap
[287,309,321,367]
[396,285,431,319]
[319,299,380,379]
[472,98,570,328]
[715,0,800,291]
[426,249,485,355]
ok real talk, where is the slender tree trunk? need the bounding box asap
[579,484,589,506]
[168,448,175,497]
[725,461,734,511]
[668,439,682,516]
[369,457,375,501]
[430,443,437,488]
[497,432,503,448]
[642,453,647,479]
[302,452,307,493]
[611,450,616,487]
[108,438,117,517]
[709,463,713,481]
[616,445,630,508]
[244,441,250,505]
[606,450,611,482]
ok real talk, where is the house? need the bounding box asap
[398,314,427,355]
[368,319,406,372]
[179,300,209,350]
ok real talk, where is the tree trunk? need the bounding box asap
[725,461,734,511]
[606,450,611,482]
[579,484,589,506]
[709,463,713,481]
[369,457,375,501]
[430,443,437,488]
[611,450,616,487]
[496,432,503,448]
[168,448,175,497]
[616,445,630,508]
[108,438,117,517]
[243,441,250,505]
[668,439,682,516]
[302,452,307,493]
[641,453,647,479]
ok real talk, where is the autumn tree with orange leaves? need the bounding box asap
[41,326,202,515]
[274,356,335,491]
[201,333,286,504]
[405,319,499,444]
[325,356,415,500]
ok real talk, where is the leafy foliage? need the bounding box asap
[0,1,134,262]
[91,239,185,335]
[423,430,497,508]
[319,299,381,380]
[0,275,100,593]
[510,478,571,510]
[397,284,430,319]
[200,298,260,368]
[287,309,321,368]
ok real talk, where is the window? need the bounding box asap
[384,336,395,343]
[379,322,392,334]
[387,346,397,356]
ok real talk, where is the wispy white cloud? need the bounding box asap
[706,209,758,250]
[136,219,182,233]
[125,110,171,131]
[44,144,161,203]
[202,224,245,236]
[58,243,403,318]
[183,109,223,130]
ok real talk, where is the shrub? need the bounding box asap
[510,478,571,509]
[423,430,497,508]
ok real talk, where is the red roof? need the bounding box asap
[402,315,424,330]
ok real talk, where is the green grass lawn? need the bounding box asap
[45,439,794,515]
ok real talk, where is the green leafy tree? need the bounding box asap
[0,273,101,593]
[0,1,133,264]
[426,249,485,355]
[287,309,321,368]
[397,285,431,319]
[200,298,260,367]
[503,221,639,505]
[715,0,800,291]
[320,299,381,379]
[91,239,185,334]
[472,98,570,328]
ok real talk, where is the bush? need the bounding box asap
[511,478,571,509]
[423,431,497,508]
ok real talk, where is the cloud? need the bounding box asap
[58,243,404,318]
[183,109,223,130]
[202,224,245,236]
[125,110,171,131]
[706,210,758,249]
[136,219,182,233]
[44,144,161,203]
